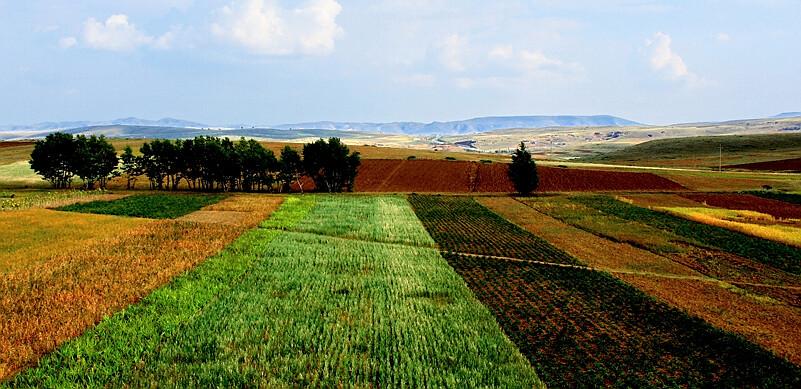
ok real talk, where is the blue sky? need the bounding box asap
[1,0,799,126]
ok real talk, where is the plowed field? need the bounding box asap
[679,193,801,220]
[726,158,801,171]
[313,159,685,193]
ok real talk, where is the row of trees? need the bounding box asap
[30,132,361,193]
[29,132,118,189]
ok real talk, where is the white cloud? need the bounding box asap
[716,33,731,42]
[59,36,78,50]
[152,25,193,50]
[212,0,343,56]
[645,32,698,83]
[82,14,154,51]
[489,45,513,60]
[436,33,468,72]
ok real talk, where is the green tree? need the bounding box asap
[508,142,538,196]
[278,146,304,193]
[303,137,361,193]
[120,145,144,189]
[74,134,118,189]
[29,132,78,189]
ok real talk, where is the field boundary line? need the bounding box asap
[444,251,801,291]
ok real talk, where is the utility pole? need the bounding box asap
[719,144,722,172]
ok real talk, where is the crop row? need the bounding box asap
[408,195,580,264]
[56,193,228,219]
[443,253,801,388]
[575,196,801,274]
[291,195,437,247]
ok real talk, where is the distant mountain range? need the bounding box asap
[772,112,801,119]
[271,115,643,135]
[1,115,641,137]
[0,117,209,133]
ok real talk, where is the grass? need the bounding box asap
[259,195,317,230]
[291,195,436,247]
[123,195,539,387]
[660,207,801,248]
[56,194,228,219]
[748,191,801,206]
[583,133,801,167]
[0,209,146,272]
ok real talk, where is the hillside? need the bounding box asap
[581,133,801,168]
[271,115,642,135]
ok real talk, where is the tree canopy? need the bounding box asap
[30,132,117,189]
[508,142,539,196]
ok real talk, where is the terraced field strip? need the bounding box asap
[5,196,295,387]
[411,195,801,387]
[118,195,540,387]
[408,195,580,264]
[575,196,801,274]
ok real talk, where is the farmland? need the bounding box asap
[4,136,801,386]
[6,195,540,388]
[409,195,801,387]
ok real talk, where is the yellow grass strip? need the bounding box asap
[0,209,146,272]
[177,194,284,228]
[661,207,801,248]
[0,220,243,380]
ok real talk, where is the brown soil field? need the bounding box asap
[0,142,34,148]
[679,193,801,220]
[726,158,801,172]
[480,196,801,365]
[0,220,244,379]
[331,159,685,193]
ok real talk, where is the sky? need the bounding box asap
[1,0,799,126]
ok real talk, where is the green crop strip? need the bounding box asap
[120,195,539,387]
[259,195,317,230]
[575,196,801,274]
[55,194,228,219]
[746,191,801,206]
[6,196,313,388]
[292,195,437,247]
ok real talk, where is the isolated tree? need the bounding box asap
[508,141,539,195]
[29,132,77,189]
[74,134,118,189]
[303,137,361,193]
[120,145,144,189]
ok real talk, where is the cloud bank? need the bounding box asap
[211,0,344,55]
[645,32,698,83]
